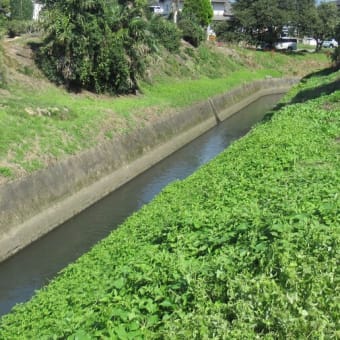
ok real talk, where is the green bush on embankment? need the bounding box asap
[0,70,339,339]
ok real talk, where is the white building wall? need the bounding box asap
[213,3,225,16]
[32,2,43,20]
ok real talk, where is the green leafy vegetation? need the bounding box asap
[0,0,10,32]
[0,0,35,38]
[0,166,11,176]
[149,16,181,53]
[9,0,33,20]
[178,17,205,48]
[0,68,339,339]
[332,23,340,68]
[181,0,213,27]
[232,0,288,44]
[6,19,36,38]
[221,0,339,50]
[37,0,152,94]
[0,1,9,83]
[312,2,339,51]
[177,0,213,47]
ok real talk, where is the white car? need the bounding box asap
[274,37,298,51]
[322,39,338,48]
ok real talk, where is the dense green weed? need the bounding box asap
[0,70,338,339]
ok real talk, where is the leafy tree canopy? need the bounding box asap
[296,1,339,50]
[0,0,10,16]
[313,2,339,46]
[232,0,290,44]
[335,23,340,43]
[0,0,10,32]
[182,0,213,27]
[231,0,340,47]
[290,0,316,36]
[9,0,33,20]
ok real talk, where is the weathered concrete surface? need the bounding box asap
[0,77,299,263]
[211,78,298,121]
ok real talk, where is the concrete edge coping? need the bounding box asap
[0,77,300,263]
[215,85,293,121]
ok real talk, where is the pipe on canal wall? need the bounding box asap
[0,77,299,263]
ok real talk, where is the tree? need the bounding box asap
[313,2,339,50]
[37,0,154,94]
[0,0,9,86]
[0,0,10,32]
[177,0,212,47]
[9,0,33,20]
[335,23,340,43]
[332,22,340,67]
[181,0,213,27]
[213,18,247,43]
[287,0,339,51]
[232,0,288,44]
[290,0,316,37]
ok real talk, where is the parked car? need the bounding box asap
[322,39,338,48]
[302,37,317,47]
[274,37,298,51]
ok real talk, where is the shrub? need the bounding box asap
[181,0,213,27]
[37,0,152,94]
[178,17,205,47]
[6,19,34,37]
[149,16,181,52]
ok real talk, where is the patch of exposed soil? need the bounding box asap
[4,37,35,67]
[2,35,50,90]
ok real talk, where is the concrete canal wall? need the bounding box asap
[0,77,299,262]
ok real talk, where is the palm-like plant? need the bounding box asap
[38,0,152,94]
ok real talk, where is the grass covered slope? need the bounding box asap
[0,70,339,338]
[0,36,330,183]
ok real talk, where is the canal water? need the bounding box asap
[0,94,283,316]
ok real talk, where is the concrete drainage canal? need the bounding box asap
[0,93,284,316]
